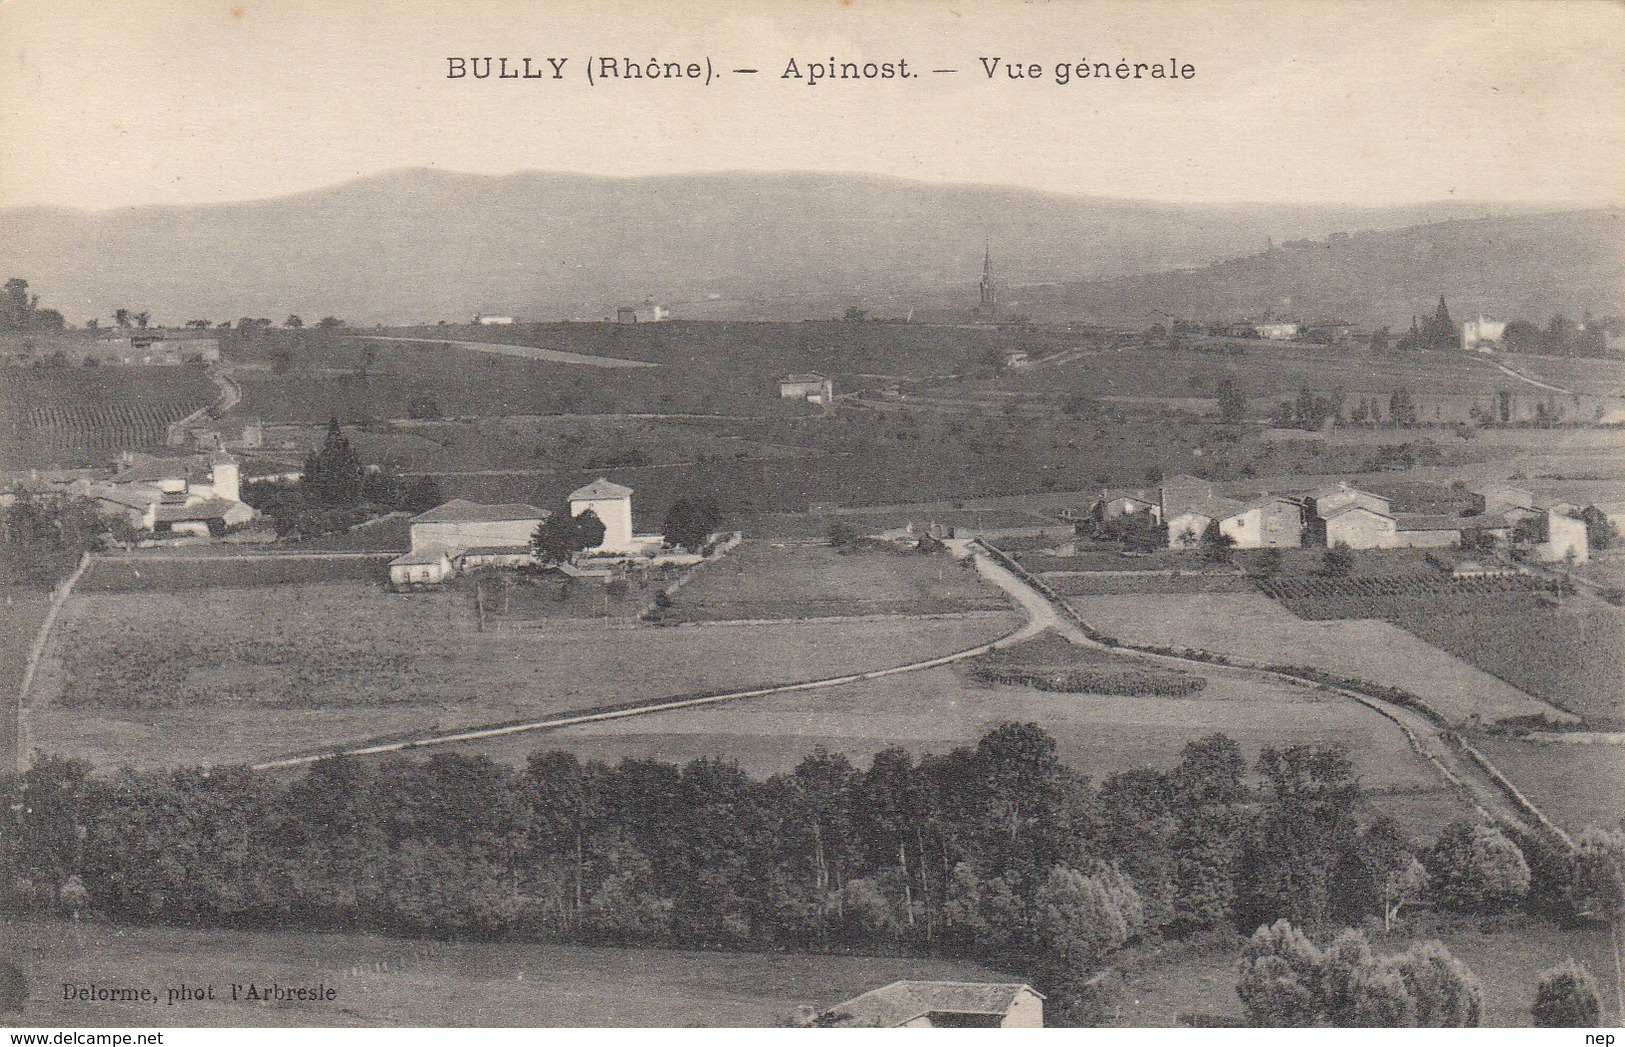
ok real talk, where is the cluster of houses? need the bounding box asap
[0,450,258,538]
[1082,475,1591,562]
[386,478,682,587]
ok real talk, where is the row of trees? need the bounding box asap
[1498,314,1617,358]
[3,728,1612,972]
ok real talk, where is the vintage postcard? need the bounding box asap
[0,0,1621,1035]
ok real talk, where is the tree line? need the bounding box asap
[242,418,442,539]
[4,724,1618,1025]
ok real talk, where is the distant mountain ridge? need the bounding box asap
[1013,209,1625,329]
[0,168,1570,326]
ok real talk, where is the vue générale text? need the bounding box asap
[443,56,1197,86]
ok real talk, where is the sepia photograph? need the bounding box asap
[0,0,1621,1034]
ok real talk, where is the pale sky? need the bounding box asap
[1,0,1621,210]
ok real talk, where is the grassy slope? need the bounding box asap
[32,580,1018,769]
[1060,592,1558,725]
[664,541,1009,621]
[0,916,1015,1027]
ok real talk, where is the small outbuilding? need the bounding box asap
[779,373,835,406]
[388,546,455,586]
[817,981,1044,1028]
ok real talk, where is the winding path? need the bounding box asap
[973,543,1570,845]
[1490,359,1574,395]
[350,335,660,369]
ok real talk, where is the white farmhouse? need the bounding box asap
[568,478,664,556]
[1536,510,1589,563]
[389,499,547,586]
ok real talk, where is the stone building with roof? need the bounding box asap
[390,499,548,586]
[817,981,1044,1028]
[569,477,664,556]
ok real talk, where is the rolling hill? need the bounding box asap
[0,168,1563,325]
[1014,209,1625,329]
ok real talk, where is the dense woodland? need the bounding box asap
[3,724,1610,1024]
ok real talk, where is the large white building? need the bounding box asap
[390,499,547,586]
[568,478,663,556]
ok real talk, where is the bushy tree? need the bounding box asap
[1317,929,1375,1025]
[662,494,722,550]
[531,509,605,564]
[1032,863,1144,966]
[1570,828,1625,1023]
[1385,940,1481,1027]
[1237,919,1323,1026]
[1532,960,1602,1027]
[1427,821,1530,912]
[826,521,859,547]
[1,494,116,586]
[1321,543,1356,578]
[1238,922,1481,1027]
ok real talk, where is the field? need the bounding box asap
[1468,737,1625,834]
[468,658,1472,840]
[1265,583,1625,725]
[0,368,215,466]
[1058,592,1561,725]
[968,631,1210,697]
[32,580,1019,768]
[0,916,1015,1027]
[1106,916,1619,1027]
[78,553,394,591]
[662,540,1009,621]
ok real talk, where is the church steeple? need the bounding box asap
[978,241,998,316]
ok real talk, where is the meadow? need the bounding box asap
[502,659,1470,841]
[0,916,1015,1027]
[662,540,1009,621]
[1468,737,1625,834]
[1058,592,1561,726]
[1265,584,1625,726]
[78,553,394,591]
[33,580,1020,768]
